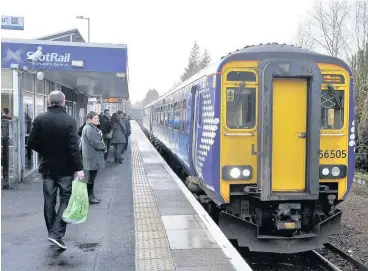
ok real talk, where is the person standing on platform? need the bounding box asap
[123,113,131,152]
[27,90,84,251]
[110,112,126,164]
[1,108,11,120]
[99,109,112,163]
[80,111,106,204]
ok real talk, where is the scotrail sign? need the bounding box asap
[1,39,128,73]
[1,16,24,30]
[2,45,71,68]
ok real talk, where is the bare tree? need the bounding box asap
[295,19,315,50]
[352,1,368,51]
[309,0,351,57]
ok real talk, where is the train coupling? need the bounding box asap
[274,203,302,230]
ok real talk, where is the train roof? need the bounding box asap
[145,43,351,108]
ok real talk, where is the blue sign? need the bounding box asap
[1,40,128,73]
[1,16,24,30]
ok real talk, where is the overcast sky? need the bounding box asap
[2,0,318,102]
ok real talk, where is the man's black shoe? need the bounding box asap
[47,237,67,250]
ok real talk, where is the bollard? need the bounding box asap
[1,119,10,189]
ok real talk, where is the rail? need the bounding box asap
[323,243,368,271]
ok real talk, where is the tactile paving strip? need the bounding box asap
[132,141,176,271]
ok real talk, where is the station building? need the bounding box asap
[1,29,129,182]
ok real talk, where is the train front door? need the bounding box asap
[271,79,307,192]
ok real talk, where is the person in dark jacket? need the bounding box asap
[27,90,84,251]
[99,109,111,162]
[1,108,11,120]
[78,120,86,137]
[122,113,131,151]
[110,113,126,164]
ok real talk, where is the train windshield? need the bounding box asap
[320,89,344,130]
[226,87,256,129]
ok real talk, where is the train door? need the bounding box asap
[271,79,307,192]
[258,59,321,201]
[192,90,204,173]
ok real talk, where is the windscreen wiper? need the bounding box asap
[231,81,246,105]
[327,85,342,109]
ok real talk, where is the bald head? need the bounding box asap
[48,91,65,106]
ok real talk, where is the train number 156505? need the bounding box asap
[319,150,347,159]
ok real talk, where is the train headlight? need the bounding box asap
[243,169,251,177]
[322,168,330,176]
[319,165,347,179]
[331,167,340,177]
[230,168,241,178]
[222,166,253,180]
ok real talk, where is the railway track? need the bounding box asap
[316,243,368,271]
[238,243,368,271]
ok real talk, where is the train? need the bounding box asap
[142,43,354,253]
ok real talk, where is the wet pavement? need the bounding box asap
[1,122,250,271]
[1,151,135,271]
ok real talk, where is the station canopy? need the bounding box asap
[1,29,128,99]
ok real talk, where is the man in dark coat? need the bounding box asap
[123,114,131,151]
[99,109,111,162]
[27,90,84,251]
[1,108,11,120]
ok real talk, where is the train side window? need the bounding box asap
[174,101,181,130]
[170,104,174,128]
[226,87,256,129]
[181,99,187,131]
[227,71,256,82]
[164,105,168,126]
[320,89,344,130]
[173,102,178,129]
[178,101,182,130]
[168,104,172,128]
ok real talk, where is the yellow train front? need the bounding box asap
[214,44,354,253]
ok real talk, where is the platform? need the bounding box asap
[1,121,251,271]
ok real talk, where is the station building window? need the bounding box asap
[1,69,13,117]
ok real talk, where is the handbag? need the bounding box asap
[106,129,113,139]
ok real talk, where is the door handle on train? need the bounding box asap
[298,132,307,138]
[251,144,258,155]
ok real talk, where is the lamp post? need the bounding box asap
[76,15,90,42]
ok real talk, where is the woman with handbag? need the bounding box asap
[110,113,126,164]
[80,111,106,204]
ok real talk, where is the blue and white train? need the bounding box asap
[143,43,355,253]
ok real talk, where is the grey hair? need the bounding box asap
[86,111,98,120]
[48,91,65,106]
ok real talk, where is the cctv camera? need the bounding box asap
[27,46,43,63]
